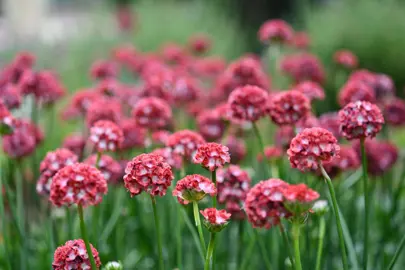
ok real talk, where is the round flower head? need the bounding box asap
[258,19,294,44]
[1,84,22,110]
[84,154,122,184]
[0,99,14,135]
[123,153,174,197]
[151,147,183,170]
[245,179,290,228]
[50,163,108,207]
[94,78,123,97]
[319,112,341,140]
[166,130,206,159]
[287,127,340,172]
[152,130,171,146]
[293,81,325,101]
[62,134,86,158]
[37,148,78,196]
[85,98,122,127]
[217,165,251,219]
[119,119,147,150]
[323,145,360,177]
[188,34,211,54]
[374,73,395,100]
[339,101,384,140]
[333,50,358,69]
[197,110,225,141]
[193,142,230,171]
[225,135,247,164]
[338,80,376,107]
[295,114,320,134]
[172,174,216,204]
[227,85,269,122]
[268,90,311,126]
[132,97,172,130]
[200,208,231,233]
[90,59,118,80]
[282,183,319,216]
[258,146,283,162]
[383,98,405,126]
[52,239,101,270]
[140,69,174,102]
[291,31,310,50]
[172,75,201,105]
[280,53,325,84]
[349,70,377,89]
[90,120,124,152]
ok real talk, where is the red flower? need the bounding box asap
[139,69,174,102]
[172,174,216,204]
[161,43,188,66]
[0,99,14,134]
[0,52,35,85]
[268,90,310,126]
[166,130,206,159]
[374,73,395,100]
[89,120,124,152]
[319,112,341,140]
[151,130,171,146]
[291,32,310,50]
[123,153,174,197]
[244,179,290,228]
[225,135,247,164]
[188,34,211,55]
[258,19,294,44]
[84,154,122,184]
[217,165,251,219]
[283,183,320,203]
[172,75,201,105]
[69,89,101,117]
[323,145,360,177]
[193,142,230,171]
[227,85,269,122]
[280,53,325,84]
[293,81,325,101]
[287,127,340,172]
[50,163,108,207]
[151,147,183,170]
[119,118,147,150]
[200,208,231,232]
[86,98,122,127]
[52,239,101,270]
[295,114,320,134]
[339,101,384,140]
[333,50,358,69]
[62,134,86,158]
[338,80,376,107]
[37,148,78,196]
[0,84,22,109]
[258,146,283,161]
[90,59,118,80]
[383,98,405,126]
[132,97,172,130]
[197,110,225,141]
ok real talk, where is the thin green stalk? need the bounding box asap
[360,138,369,270]
[150,195,164,270]
[211,170,217,207]
[48,204,55,265]
[252,122,269,177]
[16,163,26,270]
[180,207,205,261]
[292,223,303,270]
[100,188,125,241]
[94,152,101,169]
[78,204,98,270]
[193,201,207,254]
[387,233,405,270]
[176,204,183,269]
[319,163,349,270]
[254,230,273,270]
[279,223,295,269]
[66,207,73,240]
[239,230,256,270]
[204,232,216,270]
[315,217,326,270]
[0,160,11,270]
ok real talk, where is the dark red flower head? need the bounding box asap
[0,84,22,109]
[161,43,188,66]
[37,148,78,196]
[166,130,206,159]
[291,32,310,50]
[139,69,174,102]
[287,127,340,172]
[319,112,341,140]
[188,34,211,55]
[282,183,320,215]
[383,98,405,126]
[172,174,216,204]
[90,59,118,80]
[257,146,283,162]
[172,75,201,105]
[52,239,101,270]
[338,80,376,107]
[84,154,122,184]
[0,52,35,85]
[151,130,171,146]
[0,99,14,134]
[90,120,123,153]
[280,53,325,84]
[50,163,108,207]
[333,50,358,69]
[268,90,311,126]
[227,85,269,123]
[132,97,172,130]
[62,134,86,158]
[200,208,231,232]
[323,145,360,177]
[193,142,230,171]
[119,118,146,150]
[69,89,101,117]
[225,135,247,164]
[151,147,183,170]
[374,73,395,100]
[94,78,124,97]
[197,109,225,141]
[293,81,325,101]
[86,98,122,127]
[123,153,174,197]
[339,101,384,140]
[258,19,294,44]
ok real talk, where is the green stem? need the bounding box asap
[239,230,256,270]
[193,201,207,254]
[211,170,217,207]
[95,152,101,169]
[279,223,295,269]
[176,204,183,269]
[387,232,405,270]
[315,217,326,270]
[78,204,98,270]
[48,204,55,265]
[252,122,269,177]
[16,163,26,270]
[150,195,164,270]
[254,230,273,270]
[292,223,303,270]
[360,138,369,270]
[319,163,349,270]
[0,161,11,270]
[66,207,73,240]
[204,232,216,270]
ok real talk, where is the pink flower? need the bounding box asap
[90,59,118,80]
[258,19,294,44]
[0,52,35,85]
[50,163,108,207]
[94,78,123,97]
[333,50,358,69]
[225,136,247,164]
[197,110,225,141]
[0,84,22,109]
[191,56,225,78]
[227,85,269,122]
[374,73,395,100]
[280,53,325,84]
[151,147,183,170]
[200,208,231,232]
[339,101,384,140]
[188,34,211,55]
[89,120,124,152]
[0,99,14,134]
[152,130,171,146]
[193,142,230,171]
[166,130,206,159]
[338,80,376,107]
[62,134,86,158]
[161,43,188,65]
[132,97,172,130]
[319,112,341,140]
[293,81,325,101]
[69,89,101,116]
[123,153,174,197]
[86,98,122,127]
[84,154,122,184]
[258,146,283,162]
[172,75,201,105]
[37,148,78,196]
[323,145,360,177]
[287,127,340,172]
[139,69,174,102]
[268,90,311,126]
[52,239,101,270]
[172,174,216,204]
[383,98,405,126]
[119,118,147,150]
[283,183,319,203]
[291,32,310,50]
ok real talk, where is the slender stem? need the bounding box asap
[254,230,273,270]
[150,195,164,270]
[95,152,101,169]
[78,204,98,270]
[315,217,326,270]
[193,201,207,254]
[319,163,349,270]
[48,204,55,265]
[252,122,269,177]
[387,233,405,270]
[360,138,369,270]
[66,207,73,240]
[0,161,11,270]
[279,223,295,269]
[176,204,183,269]
[204,232,216,270]
[211,170,217,207]
[292,222,303,270]
[16,163,26,270]
[239,231,256,270]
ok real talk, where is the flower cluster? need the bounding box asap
[280,53,325,84]
[258,19,294,44]
[323,145,360,177]
[84,154,122,184]
[151,147,183,170]
[193,142,230,171]
[338,80,375,107]
[293,81,325,101]
[166,130,206,159]
[89,120,124,152]
[132,97,172,130]
[200,208,231,232]
[333,50,358,69]
[119,119,147,150]
[383,98,405,126]
[173,174,216,204]
[197,109,225,141]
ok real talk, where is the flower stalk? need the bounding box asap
[360,138,369,270]
[150,195,164,270]
[78,204,98,270]
[204,232,216,270]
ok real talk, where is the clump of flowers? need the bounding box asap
[200,208,231,232]
[85,98,122,127]
[280,53,325,84]
[52,239,101,270]
[151,147,183,170]
[197,110,225,141]
[293,81,325,101]
[119,119,147,150]
[319,112,341,140]
[193,142,230,171]
[323,145,360,177]
[225,135,247,164]
[132,97,172,130]
[188,34,211,55]
[338,80,376,107]
[172,174,217,204]
[84,154,122,184]
[258,19,294,44]
[90,59,118,80]
[0,99,14,135]
[166,130,206,159]
[50,163,108,207]
[89,120,124,153]
[383,98,405,126]
[123,153,174,197]
[333,50,358,69]
[62,134,86,158]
